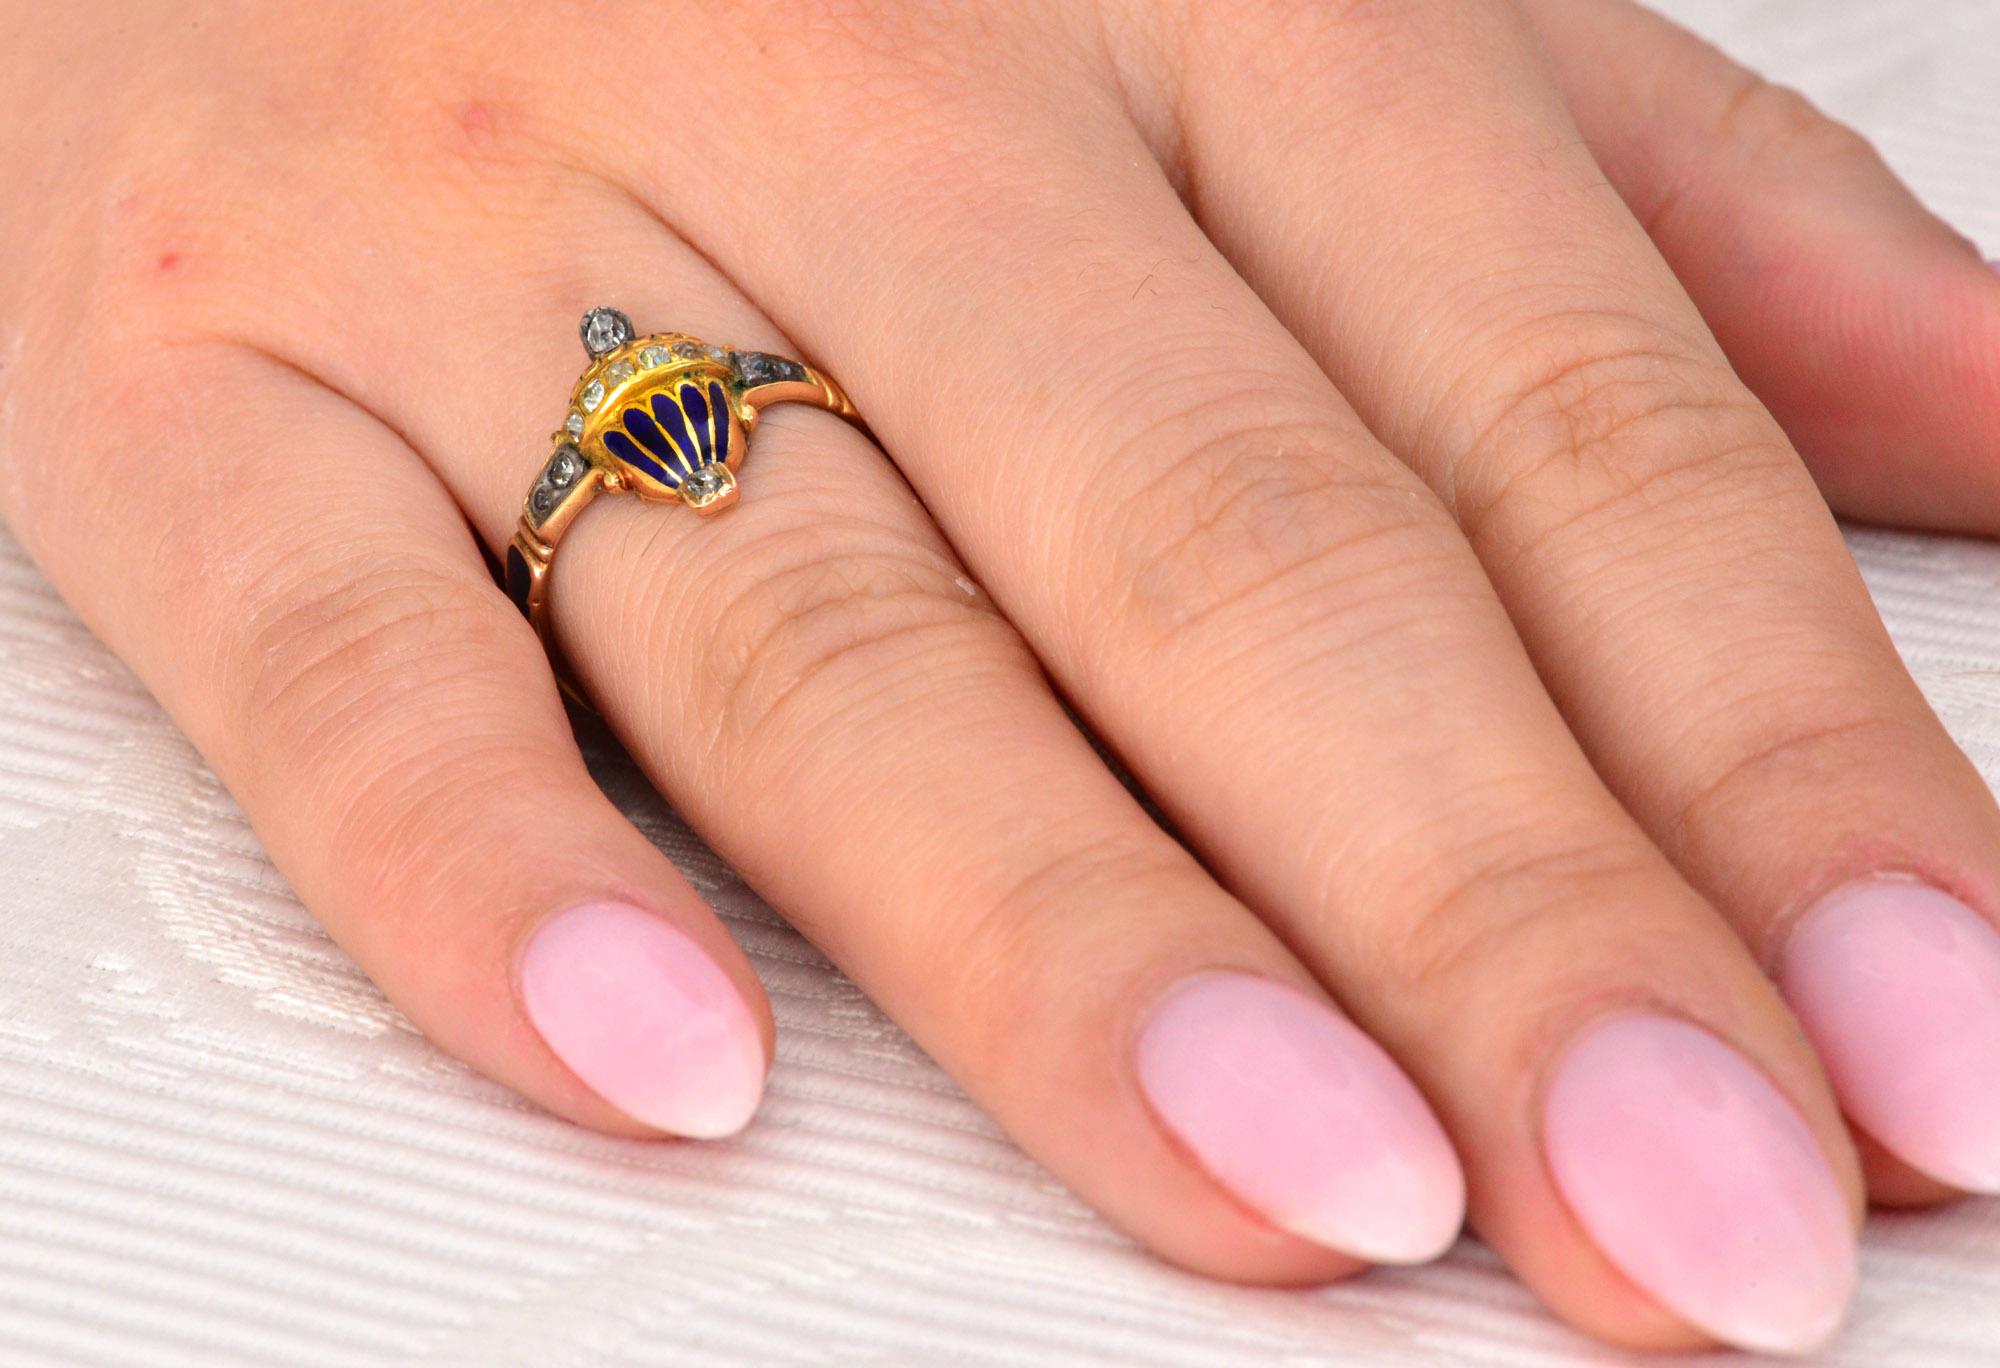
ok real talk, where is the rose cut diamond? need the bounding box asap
[682,466,728,501]
[733,350,806,388]
[580,308,632,358]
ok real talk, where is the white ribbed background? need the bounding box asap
[2,2,1997,1363]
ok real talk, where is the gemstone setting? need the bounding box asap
[732,350,808,388]
[683,467,726,499]
[580,307,633,358]
[527,444,585,524]
[555,322,813,523]
[680,464,733,508]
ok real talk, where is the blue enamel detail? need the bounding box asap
[504,546,531,617]
[622,406,671,462]
[650,391,703,472]
[620,407,686,479]
[605,428,677,486]
[605,377,735,489]
[680,381,710,447]
[708,380,730,467]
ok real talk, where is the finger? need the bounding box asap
[219,180,1467,1275]
[1523,0,2000,533]
[1174,0,2000,1211]
[624,33,1862,1355]
[555,401,1466,1276]
[1,331,771,1141]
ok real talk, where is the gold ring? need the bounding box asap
[505,308,863,648]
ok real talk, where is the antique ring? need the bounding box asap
[504,307,863,646]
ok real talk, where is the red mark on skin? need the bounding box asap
[456,101,495,139]
[451,99,517,159]
[156,252,181,272]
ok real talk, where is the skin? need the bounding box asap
[2,0,1997,1352]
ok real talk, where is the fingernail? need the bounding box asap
[519,901,766,1139]
[1780,881,2000,1192]
[1135,973,1464,1263]
[1542,1014,1854,1355]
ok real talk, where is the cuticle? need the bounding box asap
[1763,864,1971,974]
[508,888,670,988]
[1525,997,1675,1149]
[1120,964,1303,1077]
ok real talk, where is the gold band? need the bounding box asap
[505,309,863,652]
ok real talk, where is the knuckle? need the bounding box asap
[1093,402,1452,649]
[740,1,1050,170]
[232,551,509,759]
[1665,710,1912,857]
[911,838,1199,1077]
[1444,320,1795,556]
[325,728,545,903]
[223,548,544,882]
[1218,0,1427,32]
[64,129,244,342]
[1711,70,1880,174]
[781,0,987,74]
[1370,828,1660,1004]
[684,529,1019,748]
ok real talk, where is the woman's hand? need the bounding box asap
[5,0,1998,1353]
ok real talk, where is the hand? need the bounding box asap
[4,1,1997,1355]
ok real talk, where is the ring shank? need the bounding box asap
[743,363,861,428]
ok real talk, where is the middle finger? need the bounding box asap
[1171,0,2000,1204]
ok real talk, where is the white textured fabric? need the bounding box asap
[3,2,1998,1363]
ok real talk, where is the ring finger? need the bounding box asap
[231,176,1473,1278]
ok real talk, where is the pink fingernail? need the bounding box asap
[1780,881,2000,1192]
[1542,1014,1854,1355]
[1136,973,1464,1263]
[519,901,766,1139]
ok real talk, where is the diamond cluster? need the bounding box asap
[571,308,812,437]
[527,444,584,524]
[560,310,816,515]
[567,312,736,442]
[731,350,808,388]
